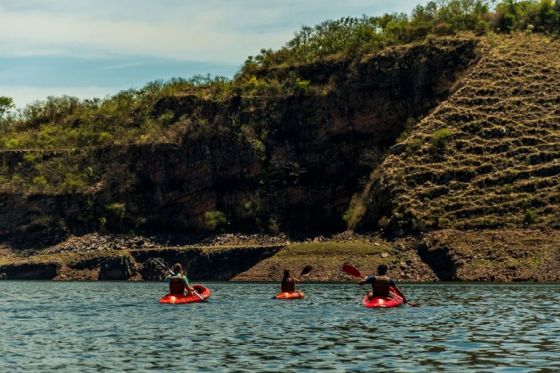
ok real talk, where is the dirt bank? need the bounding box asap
[1,229,558,282]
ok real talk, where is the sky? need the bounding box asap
[0,0,424,107]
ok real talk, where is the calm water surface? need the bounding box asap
[1,282,559,372]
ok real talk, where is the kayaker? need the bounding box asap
[359,264,408,303]
[166,263,194,296]
[281,269,298,293]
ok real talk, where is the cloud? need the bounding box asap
[0,0,425,106]
[0,0,422,61]
[0,55,239,87]
[0,1,290,62]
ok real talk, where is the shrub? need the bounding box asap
[430,128,454,149]
[204,210,229,231]
[524,208,536,225]
[293,78,311,93]
[105,202,127,219]
[406,138,423,154]
[343,196,367,230]
[433,213,441,228]
[23,153,39,164]
[62,173,87,192]
[5,138,21,149]
[32,176,48,187]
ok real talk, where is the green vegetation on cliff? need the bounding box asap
[1,1,559,152]
[243,0,560,71]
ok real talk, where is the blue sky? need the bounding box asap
[0,0,424,107]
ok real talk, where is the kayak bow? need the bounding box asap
[160,284,211,304]
[361,287,404,308]
[275,291,305,300]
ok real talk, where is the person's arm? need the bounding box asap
[164,269,178,281]
[183,276,194,291]
[391,280,408,303]
[359,275,375,286]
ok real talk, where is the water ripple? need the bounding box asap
[1,282,559,372]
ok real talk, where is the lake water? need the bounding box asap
[1,282,559,372]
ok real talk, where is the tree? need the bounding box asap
[0,96,15,119]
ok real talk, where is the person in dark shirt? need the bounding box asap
[281,269,297,293]
[359,264,408,303]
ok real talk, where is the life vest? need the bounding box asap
[372,275,391,297]
[169,277,186,295]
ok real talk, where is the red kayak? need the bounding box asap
[275,291,304,300]
[362,287,404,308]
[160,284,211,304]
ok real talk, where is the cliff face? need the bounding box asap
[0,245,282,281]
[0,37,479,247]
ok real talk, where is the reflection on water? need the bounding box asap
[1,282,559,372]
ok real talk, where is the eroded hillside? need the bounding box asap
[378,33,560,234]
[0,33,558,253]
[0,37,478,247]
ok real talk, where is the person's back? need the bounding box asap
[167,263,191,295]
[281,270,296,292]
[360,264,407,301]
[367,274,393,297]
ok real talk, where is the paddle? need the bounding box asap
[153,259,207,302]
[341,263,419,307]
[342,263,363,278]
[272,266,313,299]
[298,265,313,280]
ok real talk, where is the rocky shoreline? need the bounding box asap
[1,229,558,282]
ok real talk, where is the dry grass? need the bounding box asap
[280,240,390,256]
[229,238,408,282]
[382,33,560,230]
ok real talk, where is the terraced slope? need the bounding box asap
[381,33,560,232]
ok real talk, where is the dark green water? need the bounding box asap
[1,282,559,372]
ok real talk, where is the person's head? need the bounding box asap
[173,263,183,274]
[283,269,290,279]
[377,264,388,276]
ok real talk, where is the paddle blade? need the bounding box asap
[408,301,420,307]
[300,265,313,277]
[342,264,363,278]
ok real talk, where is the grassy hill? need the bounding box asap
[379,33,560,233]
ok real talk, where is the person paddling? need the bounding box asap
[166,263,194,296]
[359,264,408,303]
[281,269,298,293]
